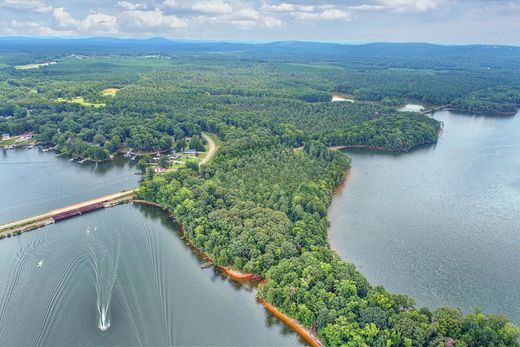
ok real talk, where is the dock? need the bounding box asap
[0,190,136,238]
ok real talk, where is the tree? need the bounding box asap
[189,135,205,152]
[432,307,463,338]
[185,161,199,172]
[93,133,106,145]
[360,306,388,329]
[175,139,187,151]
[158,156,169,169]
[137,154,152,172]
[137,158,148,172]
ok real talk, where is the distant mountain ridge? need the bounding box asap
[1,36,519,70]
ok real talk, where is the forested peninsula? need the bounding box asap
[1,38,519,346]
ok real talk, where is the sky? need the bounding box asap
[0,0,519,45]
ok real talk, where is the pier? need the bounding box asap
[0,190,136,238]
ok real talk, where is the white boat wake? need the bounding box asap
[87,227,121,332]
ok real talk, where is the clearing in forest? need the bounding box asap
[101,88,119,97]
[55,97,105,108]
[15,62,56,70]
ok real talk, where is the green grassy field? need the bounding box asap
[100,88,119,97]
[0,138,16,146]
[55,97,105,108]
[15,62,55,70]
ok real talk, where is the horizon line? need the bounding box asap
[0,35,519,48]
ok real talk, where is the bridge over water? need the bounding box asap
[0,190,136,237]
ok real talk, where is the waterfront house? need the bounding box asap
[1,133,10,141]
[20,132,33,141]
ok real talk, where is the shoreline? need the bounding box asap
[426,106,518,117]
[131,199,162,208]
[217,266,264,282]
[332,168,351,196]
[328,169,351,248]
[328,144,387,152]
[0,190,136,235]
[131,199,321,346]
[258,298,323,347]
[132,200,262,285]
[297,142,437,154]
[2,131,219,164]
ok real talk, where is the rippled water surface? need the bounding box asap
[329,110,520,324]
[0,204,302,346]
[0,148,139,224]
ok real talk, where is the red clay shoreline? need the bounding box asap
[131,199,323,347]
[329,144,387,151]
[131,199,162,208]
[333,168,351,196]
[258,298,323,347]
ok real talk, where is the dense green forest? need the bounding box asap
[0,55,442,158]
[1,38,519,346]
[138,133,519,346]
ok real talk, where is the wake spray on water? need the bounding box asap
[87,227,121,331]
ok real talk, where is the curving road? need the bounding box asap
[200,132,218,166]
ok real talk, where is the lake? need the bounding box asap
[0,204,302,346]
[331,93,355,103]
[399,103,425,112]
[329,110,520,324]
[0,147,139,224]
[0,149,303,346]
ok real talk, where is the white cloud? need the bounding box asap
[3,19,72,36]
[320,9,351,20]
[494,1,520,14]
[377,0,450,12]
[118,9,187,30]
[291,8,351,21]
[162,0,178,8]
[230,19,257,29]
[230,8,260,20]
[0,0,517,43]
[224,4,283,29]
[190,3,282,30]
[116,1,148,11]
[53,7,80,27]
[52,7,118,34]
[262,2,315,13]
[261,2,350,22]
[348,4,386,11]
[227,14,281,30]
[262,16,283,28]
[80,13,119,34]
[191,0,233,14]
[0,0,52,13]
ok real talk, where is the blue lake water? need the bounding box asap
[330,110,520,325]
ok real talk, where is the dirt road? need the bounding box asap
[200,132,218,165]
